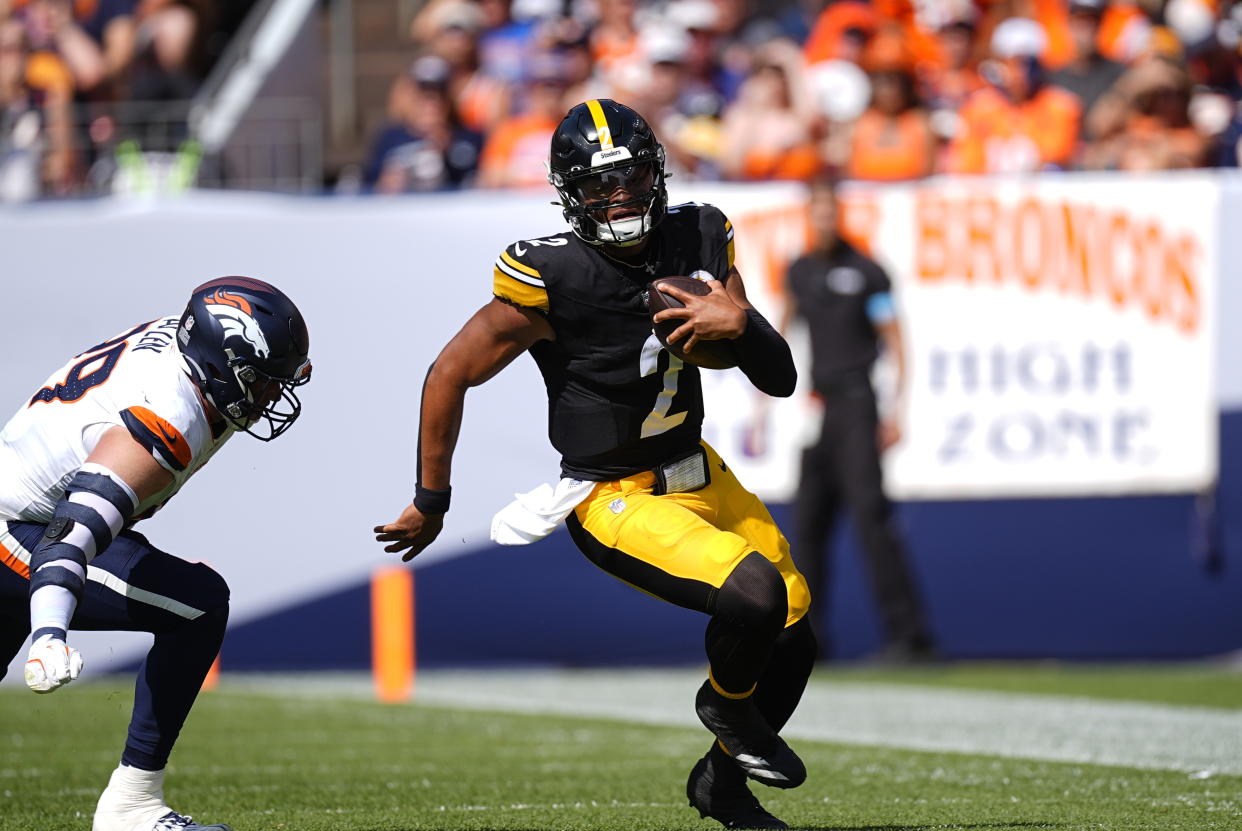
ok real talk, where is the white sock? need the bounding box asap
[93,763,171,831]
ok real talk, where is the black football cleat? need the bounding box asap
[695,680,806,789]
[687,752,789,830]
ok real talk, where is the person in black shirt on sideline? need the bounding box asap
[781,179,936,663]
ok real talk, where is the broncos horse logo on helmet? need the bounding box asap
[178,277,312,441]
[203,289,272,359]
[548,99,668,246]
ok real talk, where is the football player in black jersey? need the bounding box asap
[376,99,816,830]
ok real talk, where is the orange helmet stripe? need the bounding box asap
[206,289,253,315]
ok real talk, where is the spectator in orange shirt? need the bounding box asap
[847,31,936,181]
[0,16,75,198]
[477,51,568,188]
[721,38,822,181]
[948,17,1082,174]
[803,0,878,66]
[589,0,642,99]
[21,0,105,93]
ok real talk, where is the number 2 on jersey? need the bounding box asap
[639,333,687,438]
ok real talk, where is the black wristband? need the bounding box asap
[413,483,451,515]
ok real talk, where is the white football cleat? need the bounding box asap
[25,633,83,693]
[93,765,231,831]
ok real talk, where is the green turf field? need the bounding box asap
[1,664,1239,831]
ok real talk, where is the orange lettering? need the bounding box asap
[1013,197,1045,290]
[1102,211,1131,309]
[915,190,949,282]
[1058,201,1092,297]
[1167,235,1200,334]
[966,196,1000,283]
[1132,220,1164,323]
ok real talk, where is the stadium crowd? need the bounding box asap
[0,0,244,199]
[4,0,1242,199]
[366,0,1242,192]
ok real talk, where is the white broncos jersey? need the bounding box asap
[0,316,233,523]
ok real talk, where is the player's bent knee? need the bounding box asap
[188,563,230,616]
[196,601,229,633]
[776,617,818,667]
[717,552,788,636]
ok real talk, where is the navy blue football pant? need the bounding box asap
[0,521,229,770]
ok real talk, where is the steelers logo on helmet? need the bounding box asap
[548,99,668,246]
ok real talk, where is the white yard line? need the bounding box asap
[224,670,1242,776]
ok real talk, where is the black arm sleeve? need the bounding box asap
[734,308,797,398]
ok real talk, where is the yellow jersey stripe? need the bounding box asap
[586,99,613,150]
[493,268,550,312]
[499,250,542,279]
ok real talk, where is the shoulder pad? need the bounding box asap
[687,203,734,270]
[493,237,562,313]
[120,406,194,473]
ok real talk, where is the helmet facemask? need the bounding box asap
[215,356,312,441]
[551,147,668,246]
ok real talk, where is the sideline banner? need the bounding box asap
[702,175,1219,500]
[881,175,1218,498]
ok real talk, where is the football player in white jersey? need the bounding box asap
[0,277,311,831]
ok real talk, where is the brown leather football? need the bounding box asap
[647,276,740,370]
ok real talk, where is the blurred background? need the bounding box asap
[2,0,1241,679]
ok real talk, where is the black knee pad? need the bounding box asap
[716,552,788,638]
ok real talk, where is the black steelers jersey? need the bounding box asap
[492,202,736,481]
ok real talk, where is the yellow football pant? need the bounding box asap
[566,441,810,628]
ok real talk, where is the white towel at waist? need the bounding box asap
[490,478,597,545]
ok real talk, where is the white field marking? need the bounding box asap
[434,800,679,813]
[220,669,1242,776]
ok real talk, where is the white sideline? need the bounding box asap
[224,669,1242,776]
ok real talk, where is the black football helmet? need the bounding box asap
[177,277,312,441]
[548,99,668,246]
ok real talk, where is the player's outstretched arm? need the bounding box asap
[374,298,553,562]
[25,427,173,693]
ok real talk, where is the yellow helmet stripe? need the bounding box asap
[585,99,613,150]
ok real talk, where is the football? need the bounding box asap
[647,276,740,370]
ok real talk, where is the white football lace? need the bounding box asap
[154,812,193,829]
